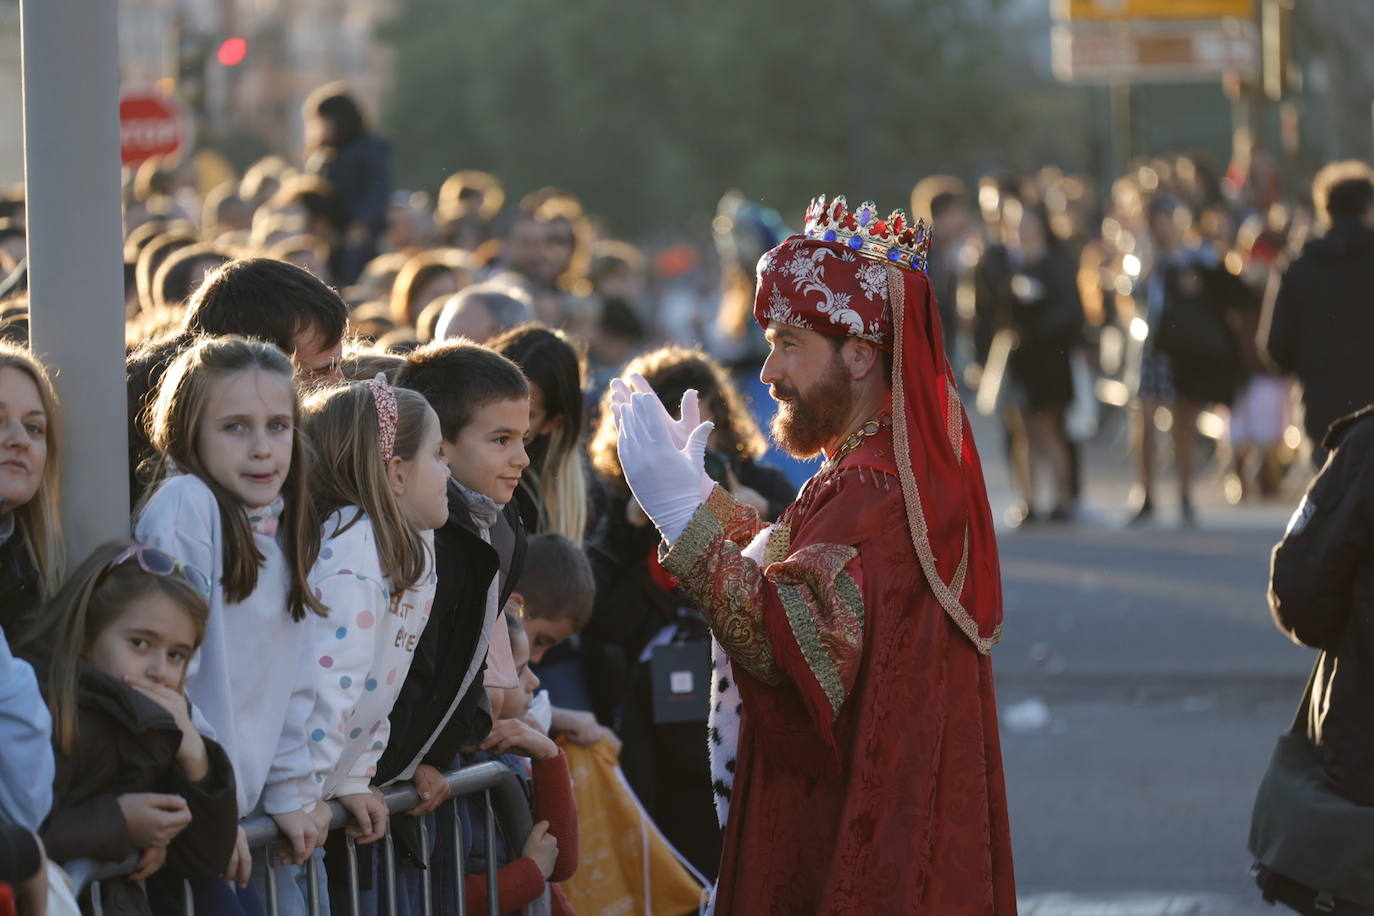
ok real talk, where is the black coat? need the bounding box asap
[1270,406,1374,804]
[1263,221,1374,441]
[0,530,40,646]
[375,479,526,786]
[36,663,237,885]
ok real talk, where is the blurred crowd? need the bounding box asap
[0,80,1372,915]
[925,142,1374,527]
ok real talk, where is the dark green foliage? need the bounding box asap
[381,0,1086,234]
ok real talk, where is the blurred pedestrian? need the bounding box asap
[1002,200,1083,525]
[303,84,391,287]
[1131,196,1241,526]
[1262,172,1374,468]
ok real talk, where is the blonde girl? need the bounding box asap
[297,375,447,904]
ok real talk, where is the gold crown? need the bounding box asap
[803,194,932,272]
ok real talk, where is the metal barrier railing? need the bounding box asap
[63,762,551,916]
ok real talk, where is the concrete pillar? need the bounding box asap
[20,0,130,561]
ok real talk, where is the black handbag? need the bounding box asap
[1249,661,1374,909]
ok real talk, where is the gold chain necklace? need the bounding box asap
[819,413,890,475]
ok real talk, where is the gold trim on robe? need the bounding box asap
[663,489,867,717]
[663,501,783,685]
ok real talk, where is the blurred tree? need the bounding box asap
[380,0,1084,235]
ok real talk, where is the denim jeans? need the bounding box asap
[251,845,331,916]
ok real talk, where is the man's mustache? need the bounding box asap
[770,384,799,402]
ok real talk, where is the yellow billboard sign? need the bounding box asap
[1055,0,1255,20]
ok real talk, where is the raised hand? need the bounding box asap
[613,392,713,543]
[125,676,209,782]
[611,374,714,501]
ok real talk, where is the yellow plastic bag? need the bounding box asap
[558,737,709,916]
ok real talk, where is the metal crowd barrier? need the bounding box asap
[63,762,551,916]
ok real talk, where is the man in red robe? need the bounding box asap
[612,195,1016,914]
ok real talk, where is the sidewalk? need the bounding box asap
[1018,892,1270,915]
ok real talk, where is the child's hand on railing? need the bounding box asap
[128,844,167,882]
[116,793,191,849]
[339,788,388,845]
[481,718,558,761]
[224,826,251,888]
[268,807,319,865]
[522,820,559,880]
[403,764,452,816]
[309,800,333,843]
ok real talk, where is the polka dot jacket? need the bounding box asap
[304,508,437,800]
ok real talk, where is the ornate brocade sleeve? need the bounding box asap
[704,484,770,546]
[663,502,782,686]
[661,498,867,723]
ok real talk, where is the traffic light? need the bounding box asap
[176,29,210,113]
[217,37,248,68]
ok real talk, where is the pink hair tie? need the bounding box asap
[362,373,398,460]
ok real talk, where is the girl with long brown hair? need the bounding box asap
[23,540,237,912]
[133,335,327,897]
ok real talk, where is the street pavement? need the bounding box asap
[972,413,1313,916]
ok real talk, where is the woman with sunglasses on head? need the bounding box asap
[20,540,238,915]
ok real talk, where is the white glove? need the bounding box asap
[610,374,714,502]
[614,392,714,543]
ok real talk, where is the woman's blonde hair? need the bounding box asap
[0,342,64,599]
[301,382,433,598]
[144,335,324,620]
[25,540,209,755]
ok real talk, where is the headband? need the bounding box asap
[362,373,398,460]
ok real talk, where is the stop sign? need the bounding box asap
[119,91,186,166]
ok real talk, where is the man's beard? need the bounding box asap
[769,353,855,459]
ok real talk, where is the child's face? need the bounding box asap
[87,591,198,690]
[442,397,530,504]
[500,627,539,721]
[392,406,450,531]
[485,685,506,721]
[196,368,295,508]
[522,615,576,666]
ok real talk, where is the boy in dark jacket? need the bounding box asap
[361,340,531,912]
